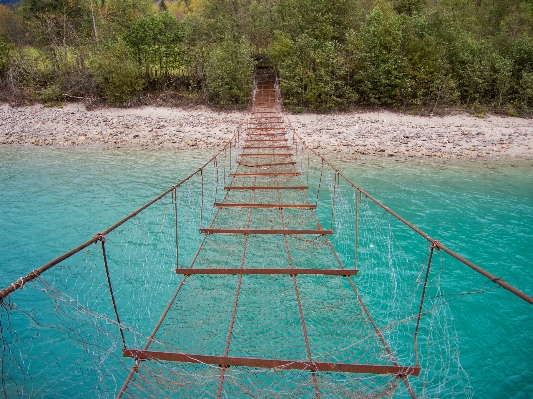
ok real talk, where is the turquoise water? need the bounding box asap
[1,147,532,398]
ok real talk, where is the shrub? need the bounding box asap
[205,38,255,107]
[350,3,408,106]
[270,33,353,111]
[38,83,62,103]
[0,37,8,76]
[124,11,186,78]
[519,71,533,108]
[89,40,145,106]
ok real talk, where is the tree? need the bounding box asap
[124,12,186,78]
[205,37,255,106]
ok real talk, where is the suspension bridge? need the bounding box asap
[1,70,532,398]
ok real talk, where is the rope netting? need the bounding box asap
[0,133,242,398]
[2,70,531,398]
[290,135,474,398]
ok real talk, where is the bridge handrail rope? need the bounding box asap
[0,127,242,302]
[289,125,533,306]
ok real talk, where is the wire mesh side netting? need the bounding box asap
[0,133,243,399]
[291,133,479,398]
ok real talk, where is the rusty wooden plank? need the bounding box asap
[248,129,285,131]
[245,139,288,142]
[243,146,291,150]
[122,350,420,376]
[247,132,286,135]
[240,153,293,156]
[237,162,296,167]
[224,186,308,190]
[229,172,300,177]
[214,203,315,209]
[175,268,358,275]
[200,229,332,235]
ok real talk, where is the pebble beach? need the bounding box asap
[1,103,532,159]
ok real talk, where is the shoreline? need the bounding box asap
[1,103,532,159]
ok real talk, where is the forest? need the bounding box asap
[0,0,532,115]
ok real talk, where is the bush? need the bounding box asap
[124,11,186,79]
[204,38,255,107]
[520,71,533,108]
[0,46,56,103]
[445,35,495,105]
[89,40,145,106]
[270,33,353,111]
[38,83,62,103]
[0,37,8,76]
[350,3,408,106]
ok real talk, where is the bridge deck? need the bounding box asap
[119,71,419,398]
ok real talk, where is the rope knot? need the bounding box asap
[431,240,441,249]
[94,233,106,243]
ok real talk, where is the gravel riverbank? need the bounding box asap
[1,103,532,159]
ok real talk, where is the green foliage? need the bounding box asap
[520,71,533,107]
[0,38,9,76]
[124,12,186,77]
[270,33,353,111]
[38,83,63,103]
[1,0,533,113]
[350,3,407,105]
[205,38,255,107]
[392,0,426,16]
[89,40,145,105]
[19,0,96,47]
[0,5,24,44]
[102,0,156,34]
[398,14,459,107]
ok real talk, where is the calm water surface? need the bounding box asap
[1,147,532,398]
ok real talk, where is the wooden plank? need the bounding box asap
[200,229,332,235]
[243,146,291,150]
[123,350,420,376]
[224,186,308,190]
[229,172,300,177]
[175,268,358,275]
[246,134,286,137]
[237,161,296,167]
[240,153,293,156]
[214,203,315,209]
[245,139,288,142]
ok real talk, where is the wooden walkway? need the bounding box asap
[117,71,419,398]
